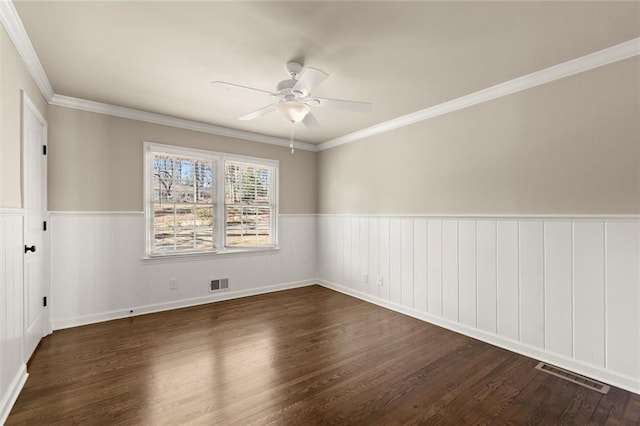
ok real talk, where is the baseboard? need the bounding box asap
[317,279,640,396]
[132,279,316,317]
[0,363,28,424]
[52,279,316,330]
[52,308,134,331]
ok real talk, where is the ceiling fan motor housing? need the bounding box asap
[276,79,304,99]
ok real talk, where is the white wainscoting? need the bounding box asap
[0,209,28,425]
[317,215,640,394]
[49,212,317,330]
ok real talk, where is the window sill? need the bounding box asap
[141,247,280,263]
[216,247,280,256]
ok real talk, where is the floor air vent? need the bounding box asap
[535,362,610,394]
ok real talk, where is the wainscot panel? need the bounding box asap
[49,213,316,330]
[317,214,640,395]
[0,210,28,424]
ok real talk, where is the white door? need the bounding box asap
[22,91,48,361]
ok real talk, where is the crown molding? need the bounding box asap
[49,95,318,152]
[0,0,54,101]
[1,0,316,152]
[319,37,640,151]
[3,0,638,154]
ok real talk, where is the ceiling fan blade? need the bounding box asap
[313,97,372,112]
[238,104,277,121]
[293,68,328,96]
[302,112,320,128]
[211,81,274,95]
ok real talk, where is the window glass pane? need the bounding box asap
[173,158,196,203]
[194,161,213,204]
[194,206,214,250]
[225,206,243,248]
[154,203,175,251]
[194,228,214,250]
[195,206,214,227]
[150,151,215,254]
[225,162,272,206]
[225,205,272,248]
[152,156,176,203]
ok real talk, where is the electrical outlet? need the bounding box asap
[169,278,178,290]
[378,276,384,287]
[363,273,369,284]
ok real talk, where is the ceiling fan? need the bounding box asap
[211,61,372,129]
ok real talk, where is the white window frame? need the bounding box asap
[143,142,279,258]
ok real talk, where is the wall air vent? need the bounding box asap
[535,362,610,394]
[210,278,229,292]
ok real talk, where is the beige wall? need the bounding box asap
[6,26,638,216]
[47,106,317,213]
[318,57,640,214]
[0,25,48,208]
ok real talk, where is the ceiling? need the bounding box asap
[13,1,640,144]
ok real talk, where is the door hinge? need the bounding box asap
[43,221,47,231]
[43,145,47,155]
[43,296,47,307]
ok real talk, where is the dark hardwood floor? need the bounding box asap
[7,285,640,425]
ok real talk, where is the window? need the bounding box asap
[144,142,278,256]
[225,161,276,248]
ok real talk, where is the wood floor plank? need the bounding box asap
[252,328,468,425]
[558,385,603,425]
[357,343,509,425]
[425,354,537,425]
[6,285,637,425]
[589,386,640,425]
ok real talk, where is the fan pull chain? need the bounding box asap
[289,121,295,154]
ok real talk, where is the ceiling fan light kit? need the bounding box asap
[277,100,311,123]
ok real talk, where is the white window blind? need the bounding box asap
[224,161,276,248]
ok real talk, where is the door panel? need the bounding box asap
[23,93,47,362]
